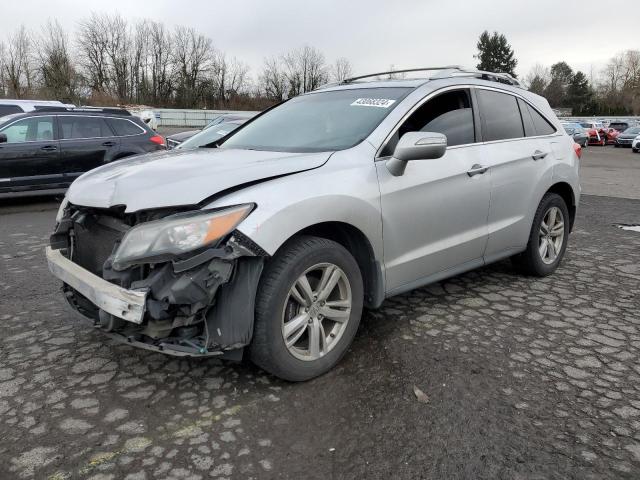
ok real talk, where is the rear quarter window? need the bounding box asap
[107,118,145,136]
[526,104,556,136]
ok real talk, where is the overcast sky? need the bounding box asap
[1,0,637,82]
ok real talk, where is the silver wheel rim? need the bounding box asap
[281,263,352,362]
[538,206,565,265]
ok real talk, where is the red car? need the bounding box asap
[579,121,614,146]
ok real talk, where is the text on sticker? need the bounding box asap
[351,98,396,108]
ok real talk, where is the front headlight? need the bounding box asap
[112,204,253,270]
[55,196,69,223]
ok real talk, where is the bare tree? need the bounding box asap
[35,20,77,102]
[330,57,353,82]
[260,56,288,101]
[76,13,111,96]
[172,26,214,107]
[2,26,35,98]
[0,41,7,97]
[282,46,328,96]
[104,14,131,102]
[523,63,550,96]
[209,53,249,105]
[148,21,174,105]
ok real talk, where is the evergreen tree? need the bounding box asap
[543,62,574,108]
[567,71,594,115]
[475,31,518,77]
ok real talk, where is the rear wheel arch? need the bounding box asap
[546,182,576,231]
[275,222,384,309]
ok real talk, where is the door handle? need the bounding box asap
[467,164,488,177]
[532,150,548,161]
[40,145,58,152]
[102,141,117,147]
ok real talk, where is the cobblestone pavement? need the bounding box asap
[0,194,639,480]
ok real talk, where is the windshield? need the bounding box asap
[178,121,243,150]
[623,127,640,135]
[220,87,411,153]
[563,127,575,134]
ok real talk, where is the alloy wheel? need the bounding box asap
[538,206,565,265]
[281,263,352,361]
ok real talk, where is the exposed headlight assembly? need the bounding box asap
[55,196,70,223]
[112,204,253,270]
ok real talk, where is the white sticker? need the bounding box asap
[351,98,396,108]
[216,130,229,135]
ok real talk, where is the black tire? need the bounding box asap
[615,144,620,148]
[250,235,363,382]
[512,193,570,277]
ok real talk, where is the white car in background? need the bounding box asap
[633,135,640,153]
[0,99,75,116]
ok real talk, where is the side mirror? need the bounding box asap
[386,132,447,176]
[0,133,6,144]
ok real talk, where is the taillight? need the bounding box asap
[150,135,165,147]
[573,142,582,159]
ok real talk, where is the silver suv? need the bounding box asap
[46,67,580,381]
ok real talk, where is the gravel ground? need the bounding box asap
[0,148,639,479]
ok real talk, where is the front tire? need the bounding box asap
[512,193,570,277]
[250,236,363,381]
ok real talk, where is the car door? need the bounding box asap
[475,89,555,262]
[0,115,62,190]
[376,88,491,294]
[58,115,120,181]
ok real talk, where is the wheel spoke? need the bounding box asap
[547,208,557,228]
[317,267,341,302]
[284,312,309,340]
[319,305,350,323]
[290,274,314,307]
[540,220,549,236]
[550,222,564,237]
[308,320,323,358]
[547,238,557,259]
[539,239,548,259]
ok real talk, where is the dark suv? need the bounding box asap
[0,108,165,194]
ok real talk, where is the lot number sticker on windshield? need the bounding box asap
[351,98,396,108]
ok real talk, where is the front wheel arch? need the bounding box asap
[279,222,384,309]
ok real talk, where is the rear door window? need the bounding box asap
[476,89,524,142]
[0,116,55,143]
[107,118,145,136]
[59,116,114,139]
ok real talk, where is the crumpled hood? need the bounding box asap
[67,148,331,212]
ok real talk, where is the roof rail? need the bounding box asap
[319,66,522,90]
[32,106,132,116]
[74,107,132,116]
[430,68,522,87]
[341,66,463,84]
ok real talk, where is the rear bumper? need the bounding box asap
[46,246,147,324]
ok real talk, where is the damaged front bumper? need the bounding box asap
[46,246,148,324]
[47,204,267,359]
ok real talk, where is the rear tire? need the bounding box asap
[250,235,363,382]
[512,193,570,277]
